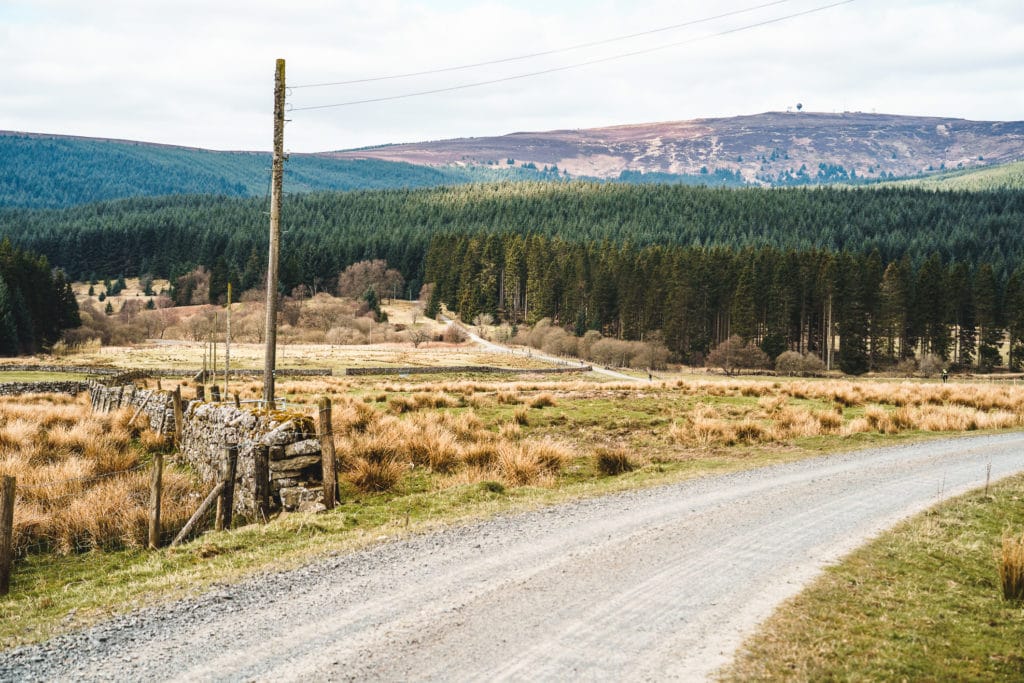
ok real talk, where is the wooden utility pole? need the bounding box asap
[225,282,231,400]
[263,58,286,409]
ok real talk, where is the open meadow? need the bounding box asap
[2,326,1024,651]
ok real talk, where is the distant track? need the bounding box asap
[449,318,644,382]
[3,433,1023,681]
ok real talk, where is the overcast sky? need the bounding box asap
[2,0,1022,152]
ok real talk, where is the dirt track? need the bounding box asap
[3,433,1023,682]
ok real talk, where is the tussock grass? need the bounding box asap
[528,392,557,409]
[595,447,636,476]
[0,395,198,557]
[1000,531,1024,601]
[496,391,520,405]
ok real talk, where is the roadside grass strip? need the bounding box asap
[722,472,1024,681]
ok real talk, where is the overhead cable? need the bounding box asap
[291,0,855,112]
[291,0,793,89]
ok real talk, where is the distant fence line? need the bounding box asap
[345,365,591,376]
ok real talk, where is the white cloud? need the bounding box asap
[0,0,1021,151]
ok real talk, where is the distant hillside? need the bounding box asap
[4,112,1023,208]
[0,132,550,209]
[329,112,1024,186]
[882,160,1024,191]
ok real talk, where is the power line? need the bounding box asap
[292,0,793,89]
[291,0,855,112]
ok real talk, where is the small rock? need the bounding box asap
[297,500,327,514]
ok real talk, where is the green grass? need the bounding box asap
[722,473,1024,681]
[0,371,89,382]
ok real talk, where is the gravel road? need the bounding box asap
[3,433,1023,682]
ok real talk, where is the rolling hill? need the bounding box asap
[3,111,1023,209]
[0,132,548,209]
[327,111,1024,186]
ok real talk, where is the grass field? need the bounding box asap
[722,472,1024,681]
[2,332,1024,656]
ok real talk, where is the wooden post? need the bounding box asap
[253,444,270,521]
[148,453,163,550]
[263,58,286,408]
[317,396,337,510]
[196,384,205,402]
[172,386,183,445]
[234,394,241,409]
[215,445,238,531]
[170,481,225,547]
[210,385,221,403]
[0,476,14,595]
[128,391,154,427]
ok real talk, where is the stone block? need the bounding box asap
[269,455,320,473]
[283,438,320,458]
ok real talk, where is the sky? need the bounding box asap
[1,0,1022,152]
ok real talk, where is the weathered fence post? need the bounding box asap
[196,384,205,402]
[0,476,15,595]
[170,481,225,547]
[253,444,270,520]
[172,386,183,445]
[215,445,238,531]
[210,385,221,403]
[317,396,337,510]
[148,453,163,550]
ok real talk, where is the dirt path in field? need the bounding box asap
[454,320,643,382]
[3,433,1023,681]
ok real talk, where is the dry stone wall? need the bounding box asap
[180,403,324,515]
[88,381,324,516]
[345,365,591,376]
[0,381,88,397]
[88,380,175,433]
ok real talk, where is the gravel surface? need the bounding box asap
[3,432,1023,682]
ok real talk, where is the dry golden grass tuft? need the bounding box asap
[0,395,199,556]
[527,392,557,409]
[595,447,636,476]
[513,406,530,426]
[1000,531,1024,601]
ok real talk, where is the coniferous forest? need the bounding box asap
[2,181,1024,370]
[0,239,79,355]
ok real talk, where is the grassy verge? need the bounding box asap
[721,473,1024,681]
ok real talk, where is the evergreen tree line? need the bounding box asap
[2,183,1024,300]
[425,233,1024,374]
[0,239,80,355]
